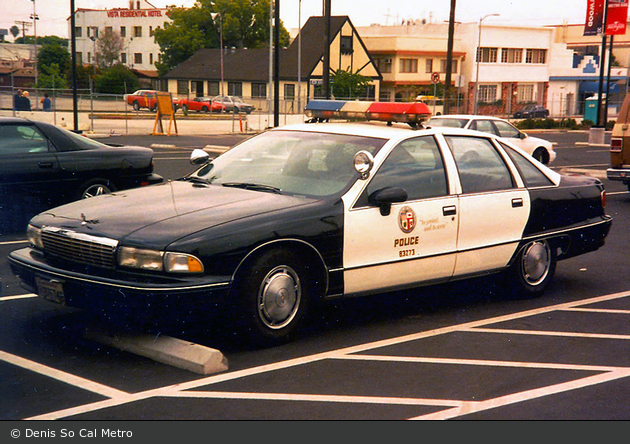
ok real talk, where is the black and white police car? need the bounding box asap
[9,100,612,346]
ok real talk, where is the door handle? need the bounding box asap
[442,205,457,216]
[38,162,53,168]
[512,198,524,208]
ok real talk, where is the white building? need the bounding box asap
[68,0,171,74]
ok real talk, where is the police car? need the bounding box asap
[9,100,612,346]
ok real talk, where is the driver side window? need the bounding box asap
[366,136,448,202]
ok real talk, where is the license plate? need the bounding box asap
[35,277,65,305]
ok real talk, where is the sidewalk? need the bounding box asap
[0,110,307,136]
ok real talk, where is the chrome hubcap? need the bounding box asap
[522,241,551,285]
[257,265,300,329]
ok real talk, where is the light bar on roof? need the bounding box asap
[304,100,432,127]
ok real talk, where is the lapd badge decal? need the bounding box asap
[398,206,416,233]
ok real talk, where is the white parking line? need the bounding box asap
[18,290,629,420]
[0,294,37,301]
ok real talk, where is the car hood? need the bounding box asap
[33,181,313,247]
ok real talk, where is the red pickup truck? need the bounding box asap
[124,90,159,111]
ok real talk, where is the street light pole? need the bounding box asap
[211,13,224,96]
[30,0,38,87]
[473,13,499,114]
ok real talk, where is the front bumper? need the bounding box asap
[606,168,630,183]
[8,247,231,322]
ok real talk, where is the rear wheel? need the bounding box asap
[201,106,209,113]
[132,101,140,111]
[77,179,115,200]
[532,147,549,164]
[182,104,188,113]
[232,248,313,346]
[505,240,556,298]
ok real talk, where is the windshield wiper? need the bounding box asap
[222,182,282,193]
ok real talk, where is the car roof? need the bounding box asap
[428,115,505,121]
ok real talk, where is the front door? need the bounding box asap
[343,135,459,295]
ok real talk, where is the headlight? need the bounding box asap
[118,247,204,274]
[27,225,43,250]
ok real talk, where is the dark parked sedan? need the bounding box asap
[513,104,549,119]
[0,117,163,231]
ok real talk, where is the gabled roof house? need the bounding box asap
[163,16,382,112]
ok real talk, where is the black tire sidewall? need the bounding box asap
[233,248,312,346]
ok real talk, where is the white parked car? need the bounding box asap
[426,115,556,164]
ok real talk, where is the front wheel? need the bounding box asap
[532,147,549,164]
[233,248,312,346]
[505,240,556,298]
[132,101,140,111]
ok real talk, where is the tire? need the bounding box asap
[182,105,188,113]
[234,106,240,114]
[77,179,115,200]
[505,240,556,298]
[132,101,140,111]
[201,106,209,113]
[532,147,549,164]
[232,248,313,346]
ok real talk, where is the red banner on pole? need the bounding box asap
[606,0,629,35]
[585,0,605,36]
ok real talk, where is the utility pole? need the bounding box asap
[323,0,331,99]
[15,21,31,43]
[444,0,456,114]
[30,0,38,87]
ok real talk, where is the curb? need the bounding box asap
[84,326,229,375]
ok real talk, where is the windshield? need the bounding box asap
[427,118,469,128]
[189,130,387,197]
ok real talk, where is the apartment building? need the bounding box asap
[69,0,171,74]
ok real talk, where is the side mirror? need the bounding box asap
[190,148,210,165]
[519,132,528,139]
[369,186,408,216]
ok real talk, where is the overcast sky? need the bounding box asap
[1,0,590,40]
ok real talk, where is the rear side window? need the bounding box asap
[0,124,48,155]
[500,142,554,187]
[445,136,515,193]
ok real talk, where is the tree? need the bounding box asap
[10,25,19,42]
[153,0,290,75]
[96,28,125,68]
[38,43,71,74]
[330,68,373,99]
[95,64,139,94]
[36,63,68,89]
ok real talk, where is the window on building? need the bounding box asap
[134,26,142,38]
[476,47,498,63]
[439,59,458,73]
[379,90,391,102]
[134,53,142,64]
[76,52,82,63]
[252,82,267,98]
[177,80,189,95]
[517,84,534,102]
[501,48,523,63]
[425,59,433,73]
[400,58,418,73]
[88,27,98,38]
[526,49,547,64]
[228,82,243,96]
[149,53,153,65]
[284,84,295,100]
[75,27,82,38]
[149,26,153,37]
[121,53,127,64]
[340,36,353,55]
[87,52,92,64]
[376,57,392,73]
[207,81,220,96]
[478,84,498,103]
[120,26,126,37]
[105,26,113,35]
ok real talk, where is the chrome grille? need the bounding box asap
[41,227,119,269]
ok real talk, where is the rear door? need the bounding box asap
[443,135,530,275]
